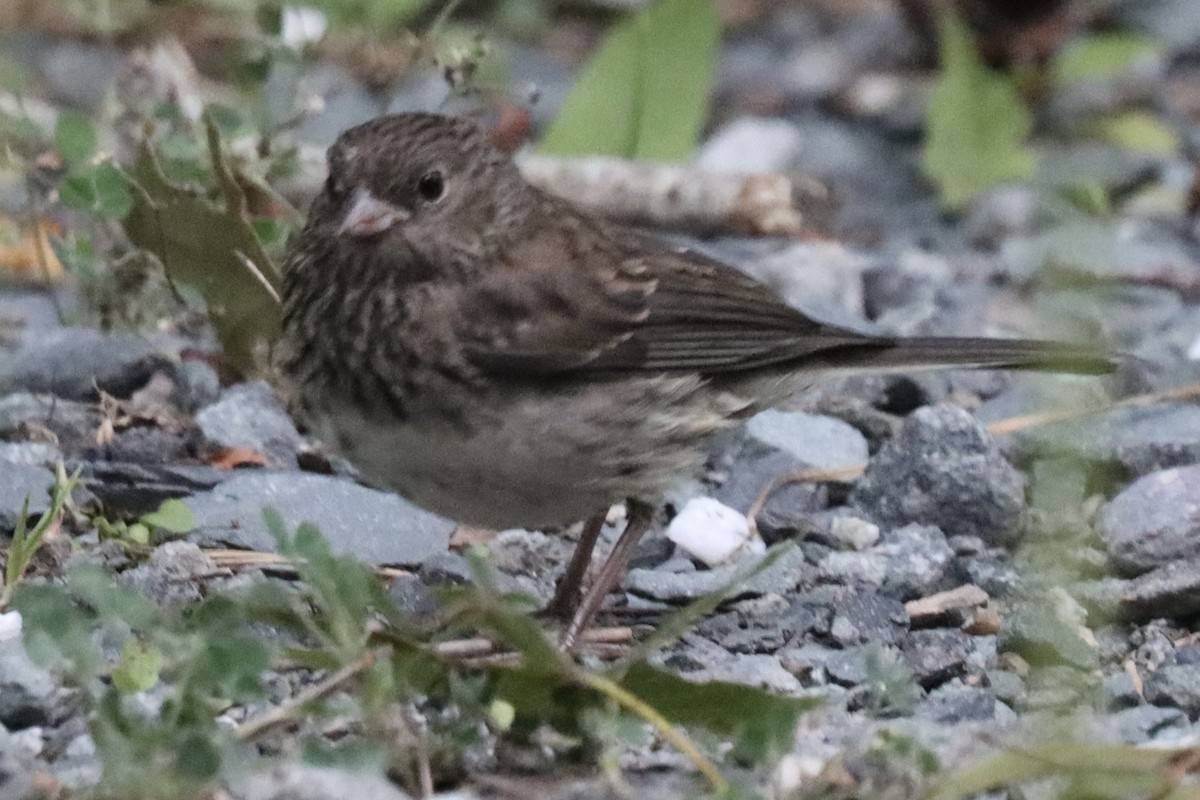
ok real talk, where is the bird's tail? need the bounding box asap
[825,335,1120,376]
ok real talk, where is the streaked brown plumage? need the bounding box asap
[279,112,1115,643]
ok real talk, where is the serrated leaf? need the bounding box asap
[539,0,719,160]
[921,13,1036,211]
[1053,33,1158,85]
[55,110,97,165]
[618,662,818,763]
[141,499,196,534]
[111,640,163,693]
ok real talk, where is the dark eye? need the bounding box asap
[417,170,445,202]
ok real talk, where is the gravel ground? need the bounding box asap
[4,2,1200,798]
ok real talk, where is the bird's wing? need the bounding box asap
[451,217,872,377]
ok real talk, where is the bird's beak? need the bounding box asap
[339,187,410,238]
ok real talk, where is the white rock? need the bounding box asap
[666,497,764,567]
[0,610,22,642]
[282,6,328,49]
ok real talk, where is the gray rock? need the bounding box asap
[1109,705,1189,744]
[713,449,826,540]
[229,763,412,800]
[0,442,61,467]
[119,542,217,605]
[0,463,54,532]
[1002,404,1200,479]
[696,117,805,174]
[196,381,305,468]
[743,410,869,470]
[825,645,873,687]
[1102,465,1200,575]
[998,605,1098,671]
[1119,558,1200,621]
[819,551,888,587]
[0,328,168,400]
[851,405,1026,546]
[0,637,59,729]
[77,462,230,517]
[986,669,1025,705]
[1099,672,1142,711]
[1145,660,1200,716]
[902,629,972,688]
[185,472,453,566]
[874,524,953,600]
[173,360,221,411]
[829,588,909,647]
[662,637,803,694]
[914,684,998,723]
[624,542,812,603]
[0,393,100,444]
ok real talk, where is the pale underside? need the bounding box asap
[320,372,794,530]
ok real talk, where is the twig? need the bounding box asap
[202,548,412,579]
[575,670,728,794]
[234,648,382,742]
[433,627,632,659]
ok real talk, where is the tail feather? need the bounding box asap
[817,336,1120,376]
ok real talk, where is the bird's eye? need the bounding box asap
[417,170,445,202]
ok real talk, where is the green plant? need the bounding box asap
[0,465,80,610]
[922,12,1036,211]
[95,498,196,546]
[539,0,721,161]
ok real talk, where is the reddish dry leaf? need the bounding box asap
[0,218,66,285]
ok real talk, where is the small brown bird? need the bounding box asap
[279,113,1114,646]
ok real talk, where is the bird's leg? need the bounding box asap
[560,500,655,651]
[544,510,607,619]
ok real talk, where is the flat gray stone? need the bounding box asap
[743,410,869,469]
[0,328,168,400]
[185,472,453,566]
[0,464,54,532]
[623,543,812,603]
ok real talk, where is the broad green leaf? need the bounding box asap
[539,0,720,160]
[1053,33,1158,85]
[55,110,97,165]
[618,662,817,763]
[112,640,163,693]
[1099,110,1180,155]
[141,499,197,534]
[123,112,281,374]
[921,13,1036,211]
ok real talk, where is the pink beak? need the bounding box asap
[339,188,410,237]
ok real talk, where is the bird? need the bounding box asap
[277,112,1116,647]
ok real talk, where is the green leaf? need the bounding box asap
[122,112,281,374]
[60,163,134,219]
[921,13,1036,211]
[539,0,720,160]
[618,662,818,763]
[55,110,97,165]
[112,640,164,693]
[141,499,196,535]
[1098,110,1180,156]
[1053,33,1158,85]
